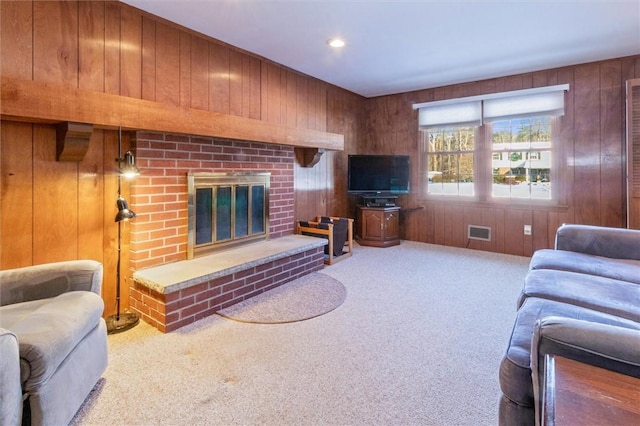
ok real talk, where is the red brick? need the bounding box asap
[180,301,209,318]
[222,280,245,293]
[196,287,222,302]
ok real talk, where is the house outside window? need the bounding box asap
[414,85,567,204]
[491,117,552,200]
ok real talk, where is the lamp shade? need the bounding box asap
[115,197,136,222]
[118,151,141,178]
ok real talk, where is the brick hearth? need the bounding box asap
[131,235,326,332]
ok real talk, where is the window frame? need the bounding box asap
[422,126,478,199]
[419,116,566,207]
[414,85,568,208]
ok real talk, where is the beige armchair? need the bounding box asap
[0,260,108,426]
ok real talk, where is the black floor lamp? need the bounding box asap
[106,127,141,334]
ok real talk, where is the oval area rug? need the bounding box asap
[216,272,347,324]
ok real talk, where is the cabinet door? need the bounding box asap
[384,210,399,240]
[362,209,384,240]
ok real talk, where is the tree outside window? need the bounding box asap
[425,127,475,196]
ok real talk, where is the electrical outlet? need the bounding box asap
[524,225,532,235]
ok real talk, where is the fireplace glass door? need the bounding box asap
[188,173,270,258]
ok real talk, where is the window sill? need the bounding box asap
[416,195,569,212]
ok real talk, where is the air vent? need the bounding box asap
[468,225,491,241]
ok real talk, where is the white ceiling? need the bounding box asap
[121,0,640,98]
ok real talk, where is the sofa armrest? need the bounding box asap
[531,316,640,426]
[554,224,640,260]
[0,260,103,307]
[0,328,22,426]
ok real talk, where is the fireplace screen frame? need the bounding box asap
[187,172,270,259]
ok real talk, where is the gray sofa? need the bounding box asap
[499,224,640,425]
[0,260,108,426]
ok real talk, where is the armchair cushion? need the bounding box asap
[518,269,640,321]
[0,291,104,391]
[530,248,640,284]
[0,260,103,306]
[555,224,640,260]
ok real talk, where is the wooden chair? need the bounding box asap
[296,216,353,265]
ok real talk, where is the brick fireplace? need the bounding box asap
[125,132,326,332]
[129,132,296,271]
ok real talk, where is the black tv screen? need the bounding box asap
[348,155,410,194]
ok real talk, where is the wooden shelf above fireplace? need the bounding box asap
[1,77,344,152]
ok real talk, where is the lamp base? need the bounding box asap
[106,312,140,334]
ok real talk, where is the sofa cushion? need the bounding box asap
[529,249,640,284]
[518,269,640,322]
[0,291,104,391]
[499,297,640,407]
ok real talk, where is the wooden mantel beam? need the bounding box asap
[1,77,344,151]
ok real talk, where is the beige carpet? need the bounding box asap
[217,272,347,323]
[71,241,530,426]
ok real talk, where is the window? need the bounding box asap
[491,117,552,200]
[414,85,568,204]
[425,126,475,196]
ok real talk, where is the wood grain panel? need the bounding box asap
[190,35,210,110]
[503,209,524,255]
[532,210,549,252]
[573,63,601,225]
[627,79,640,229]
[33,124,78,263]
[296,74,310,130]
[261,62,281,124]
[119,4,142,98]
[445,205,465,247]
[78,129,105,262]
[33,1,78,87]
[285,70,297,128]
[1,0,32,79]
[78,1,105,92]
[102,129,119,314]
[179,32,191,108]
[209,42,230,114]
[230,52,261,120]
[599,60,624,227]
[141,15,156,101]
[433,204,446,245]
[155,22,180,106]
[104,1,121,95]
[522,210,533,256]
[0,121,34,268]
[494,208,506,253]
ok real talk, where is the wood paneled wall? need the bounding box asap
[363,56,640,256]
[2,0,637,316]
[0,1,362,316]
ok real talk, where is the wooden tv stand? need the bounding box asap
[355,206,400,247]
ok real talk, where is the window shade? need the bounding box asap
[413,84,569,128]
[483,90,565,122]
[418,100,482,129]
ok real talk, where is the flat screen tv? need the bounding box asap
[347,155,410,194]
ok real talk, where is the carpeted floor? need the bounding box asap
[71,241,530,426]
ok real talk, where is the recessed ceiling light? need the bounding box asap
[327,38,345,48]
